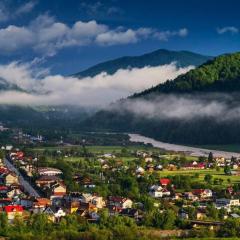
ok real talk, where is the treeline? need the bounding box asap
[1,210,240,239]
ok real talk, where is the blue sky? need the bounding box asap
[0,0,240,75]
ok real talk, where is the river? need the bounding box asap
[129,133,240,158]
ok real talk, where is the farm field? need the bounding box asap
[28,145,159,154]
[159,169,240,186]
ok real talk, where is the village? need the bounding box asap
[0,142,240,239]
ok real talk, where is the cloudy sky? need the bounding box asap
[0,0,239,75]
[0,0,239,107]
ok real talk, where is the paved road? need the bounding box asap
[4,158,40,197]
[129,133,240,158]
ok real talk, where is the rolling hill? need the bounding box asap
[74,49,212,77]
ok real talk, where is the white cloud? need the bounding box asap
[0,1,37,22]
[0,61,193,106]
[154,28,188,41]
[15,1,37,15]
[80,1,124,17]
[0,25,34,52]
[0,13,188,56]
[217,26,239,34]
[96,29,139,45]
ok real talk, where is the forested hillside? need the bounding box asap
[84,52,240,145]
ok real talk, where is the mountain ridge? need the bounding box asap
[74,49,212,78]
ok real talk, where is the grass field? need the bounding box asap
[29,145,159,154]
[159,168,240,186]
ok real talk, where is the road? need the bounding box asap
[4,158,40,197]
[129,133,240,158]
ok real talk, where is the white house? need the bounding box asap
[149,185,170,198]
[215,198,240,211]
[135,167,145,174]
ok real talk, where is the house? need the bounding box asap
[149,185,163,198]
[75,202,98,217]
[80,193,93,203]
[136,151,148,158]
[108,196,133,212]
[192,189,213,199]
[179,209,189,219]
[67,201,80,213]
[4,205,23,222]
[0,198,12,207]
[146,164,154,173]
[184,192,199,201]
[120,208,140,220]
[6,145,13,151]
[215,198,240,210]
[36,175,61,187]
[88,211,100,221]
[101,153,115,159]
[7,188,23,198]
[196,210,207,220]
[49,182,66,198]
[37,167,63,176]
[215,157,225,167]
[167,164,177,171]
[144,157,153,163]
[149,185,170,198]
[102,164,110,170]
[33,198,51,209]
[160,178,171,186]
[80,193,105,209]
[91,196,105,209]
[155,164,163,171]
[0,186,9,195]
[182,162,205,170]
[135,166,145,175]
[4,172,19,186]
[80,177,96,188]
[43,206,66,222]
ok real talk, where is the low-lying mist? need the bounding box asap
[0,61,193,107]
[108,93,240,122]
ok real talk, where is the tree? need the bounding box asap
[224,165,232,175]
[162,209,177,230]
[208,152,213,163]
[204,174,213,184]
[0,212,8,234]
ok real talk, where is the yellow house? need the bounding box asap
[5,172,19,186]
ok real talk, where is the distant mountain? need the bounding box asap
[84,52,240,145]
[74,49,212,78]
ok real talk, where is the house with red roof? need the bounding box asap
[4,205,23,222]
[192,189,213,199]
[182,162,205,170]
[160,178,171,186]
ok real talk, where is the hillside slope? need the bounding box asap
[134,52,240,97]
